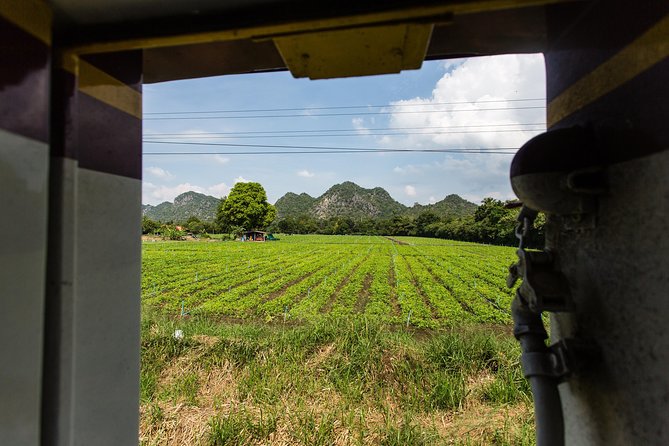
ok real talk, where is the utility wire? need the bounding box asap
[144,106,546,120]
[143,122,546,137]
[142,128,544,140]
[143,150,517,155]
[144,97,546,115]
[143,140,516,152]
[142,141,518,155]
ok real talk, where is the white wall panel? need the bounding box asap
[72,168,141,445]
[0,128,48,445]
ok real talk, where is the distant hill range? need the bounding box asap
[142,182,477,223]
[275,181,477,220]
[142,191,220,222]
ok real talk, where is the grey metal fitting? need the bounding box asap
[510,127,606,216]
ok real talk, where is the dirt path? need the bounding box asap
[384,236,410,245]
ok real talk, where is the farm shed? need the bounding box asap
[243,230,267,242]
[1,1,668,445]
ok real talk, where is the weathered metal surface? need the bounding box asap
[274,24,433,79]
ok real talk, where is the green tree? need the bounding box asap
[415,211,440,236]
[142,216,160,234]
[387,215,416,236]
[184,216,206,234]
[215,182,276,232]
[474,198,506,223]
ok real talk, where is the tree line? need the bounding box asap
[143,186,544,248]
[267,197,544,247]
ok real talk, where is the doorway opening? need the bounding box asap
[139,54,546,444]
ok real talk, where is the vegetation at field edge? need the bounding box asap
[140,310,534,445]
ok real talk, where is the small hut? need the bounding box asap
[242,230,267,242]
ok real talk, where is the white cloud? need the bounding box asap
[429,196,437,204]
[392,153,517,204]
[143,182,205,204]
[207,182,231,198]
[211,155,230,165]
[383,54,546,151]
[383,54,545,202]
[393,164,423,175]
[234,176,248,183]
[404,185,417,197]
[297,169,315,178]
[145,166,174,179]
[142,181,234,205]
[352,117,370,135]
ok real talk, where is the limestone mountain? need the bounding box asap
[142,183,478,224]
[274,181,477,221]
[405,194,478,220]
[311,182,406,219]
[274,192,317,219]
[142,191,220,222]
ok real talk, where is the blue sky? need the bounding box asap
[142,54,546,206]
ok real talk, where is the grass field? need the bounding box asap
[140,236,534,445]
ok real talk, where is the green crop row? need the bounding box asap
[142,235,517,327]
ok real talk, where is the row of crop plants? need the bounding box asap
[195,247,341,317]
[404,245,512,323]
[141,235,516,326]
[289,250,370,319]
[141,244,320,311]
[391,244,435,328]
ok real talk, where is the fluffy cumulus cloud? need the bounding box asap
[144,166,174,179]
[404,185,417,197]
[143,182,203,204]
[297,169,315,178]
[143,181,232,204]
[392,153,517,204]
[207,182,231,198]
[386,54,546,203]
[381,54,545,150]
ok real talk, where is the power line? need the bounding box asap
[143,97,546,115]
[143,140,516,151]
[143,106,545,120]
[143,122,546,137]
[142,140,518,155]
[142,128,544,140]
[143,149,517,155]
[143,150,517,155]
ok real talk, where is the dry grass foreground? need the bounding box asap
[140,311,535,445]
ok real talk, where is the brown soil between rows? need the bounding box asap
[319,255,369,313]
[353,273,373,313]
[261,267,320,304]
[399,254,439,320]
[384,236,410,245]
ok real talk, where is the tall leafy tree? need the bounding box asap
[216,182,276,232]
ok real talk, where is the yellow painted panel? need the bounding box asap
[274,24,433,79]
[78,60,142,119]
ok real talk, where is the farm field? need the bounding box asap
[142,235,517,328]
[140,236,534,445]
